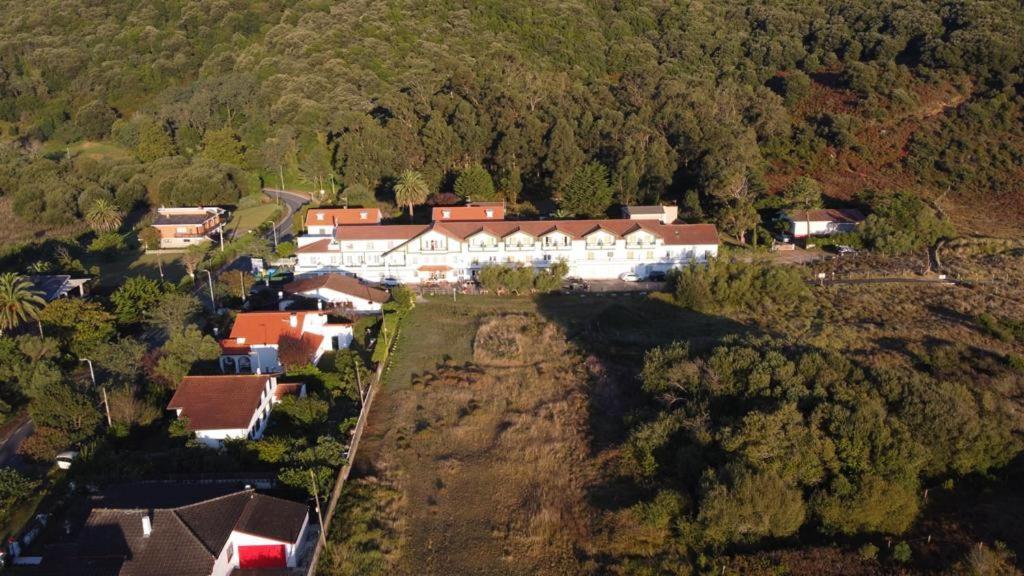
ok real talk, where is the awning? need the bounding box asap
[418,265,452,272]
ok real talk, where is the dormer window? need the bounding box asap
[442,210,451,219]
[359,211,367,220]
[316,213,325,221]
[485,210,494,218]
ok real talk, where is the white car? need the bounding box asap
[619,272,641,282]
[835,245,857,255]
[55,450,79,470]
[380,276,400,288]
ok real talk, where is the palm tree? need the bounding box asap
[0,273,46,336]
[85,198,123,233]
[393,170,430,222]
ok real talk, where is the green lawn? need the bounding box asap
[84,248,187,290]
[226,203,282,236]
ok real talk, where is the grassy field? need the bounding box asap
[83,248,187,290]
[325,293,747,576]
[226,202,282,236]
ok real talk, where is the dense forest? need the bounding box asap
[0,0,1022,243]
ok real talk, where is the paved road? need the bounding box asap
[0,417,35,470]
[262,188,310,243]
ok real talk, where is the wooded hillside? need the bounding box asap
[0,0,1021,239]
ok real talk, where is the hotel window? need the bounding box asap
[607,252,614,259]
[587,252,595,260]
[543,254,552,261]
[646,251,654,259]
[627,251,634,260]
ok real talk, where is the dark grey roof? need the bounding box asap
[39,488,308,576]
[153,213,216,226]
[28,275,70,301]
[625,205,667,215]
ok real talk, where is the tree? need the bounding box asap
[392,170,430,222]
[781,176,822,210]
[544,118,584,196]
[136,119,175,162]
[74,100,117,140]
[454,164,497,201]
[138,227,161,250]
[559,161,613,217]
[182,243,210,279]
[28,380,102,445]
[861,191,954,258]
[147,292,201,338]
[716,199,759,244]
[85,195,124,231]
[201,127,244,166]
[0,467,38,525]
[38,299,116,356]
[0,273,45,336]
[111,276,165,324]
[154,327,221,386]
[699,469,806,546]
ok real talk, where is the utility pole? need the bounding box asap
[202,269,216,311]
[157,256,164,280]
[218,226,225,252]
[80,358,111,427]
[239,271,247,302]
[329,173,336,199]
[272,223,279,249]
[310,469,328,547]
[353,355,364,405]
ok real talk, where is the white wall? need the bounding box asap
[301,287,383,312]
[787,219,859,238]
[295,232,718,284]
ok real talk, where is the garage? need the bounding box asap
[238,544,287,569]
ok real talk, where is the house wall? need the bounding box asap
[228,518,309,568]
[296,231,718,283]
[787,219,859,238]
[301,287,383,312]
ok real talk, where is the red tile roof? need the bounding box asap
[273,382,304,401]
[325,220,719,246]
[305,207,381,227]
[431,204,506,221]
[295,238,332,254]
[167,375,271,430]
[226,311,317,346]
[284,274,390,303]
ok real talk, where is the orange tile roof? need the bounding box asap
[306,207,382,227]
[284,274,390,303]
[431,204,506,221]
[167,375,271,430]
[786,208,865,223]
[273,382,304,401]
[295,238,332,254]
[226,311,315,346]
[326,220,718,246]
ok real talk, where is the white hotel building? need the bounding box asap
[294,217,719,284]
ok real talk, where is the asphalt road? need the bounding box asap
[0,417,35,470]
[262,188,310,243]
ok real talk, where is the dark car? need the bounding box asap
[646,271,667,282]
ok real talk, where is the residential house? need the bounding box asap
[294,219,719,283]
[783,208,865,238]
[151,207,226,249]
[283,273,390,312]
[38,484,311,575]
[621,205,679,224]
[219,311,353,374]
[431,201,505,222]
[305,207,382,235]
[28,274,90,301]
[167,374,305,447]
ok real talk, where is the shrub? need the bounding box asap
[892,542,912,564]
[88,232,127,255]
[859,543,879,560]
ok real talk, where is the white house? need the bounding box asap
[783,208,865,238]
[294,219,719,284]
[49,486,311,575]
[166,374,305,448]
[219,311,353,374]
[283,273,390,312]
[622,205,679,224]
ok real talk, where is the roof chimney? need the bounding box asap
[141,514,152,537]
[289,312,298,328]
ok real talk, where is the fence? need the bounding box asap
[304,319,401,575]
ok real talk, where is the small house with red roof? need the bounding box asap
[305,207,382,235]
[219,311,352,375]
[167,374,305,447]
[283,273,390,312]
[782,208,865,238]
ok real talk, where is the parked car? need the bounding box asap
[56,450,79,470]
[619,272,641,282]
[380,276,400,287]
[645,271,667,282]
[834,245,857,255]
[774,232,793,244]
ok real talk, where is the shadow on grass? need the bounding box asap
[534,292,750,512]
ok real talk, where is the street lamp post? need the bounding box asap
[202,269,216,311]
[80,358,112,427]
